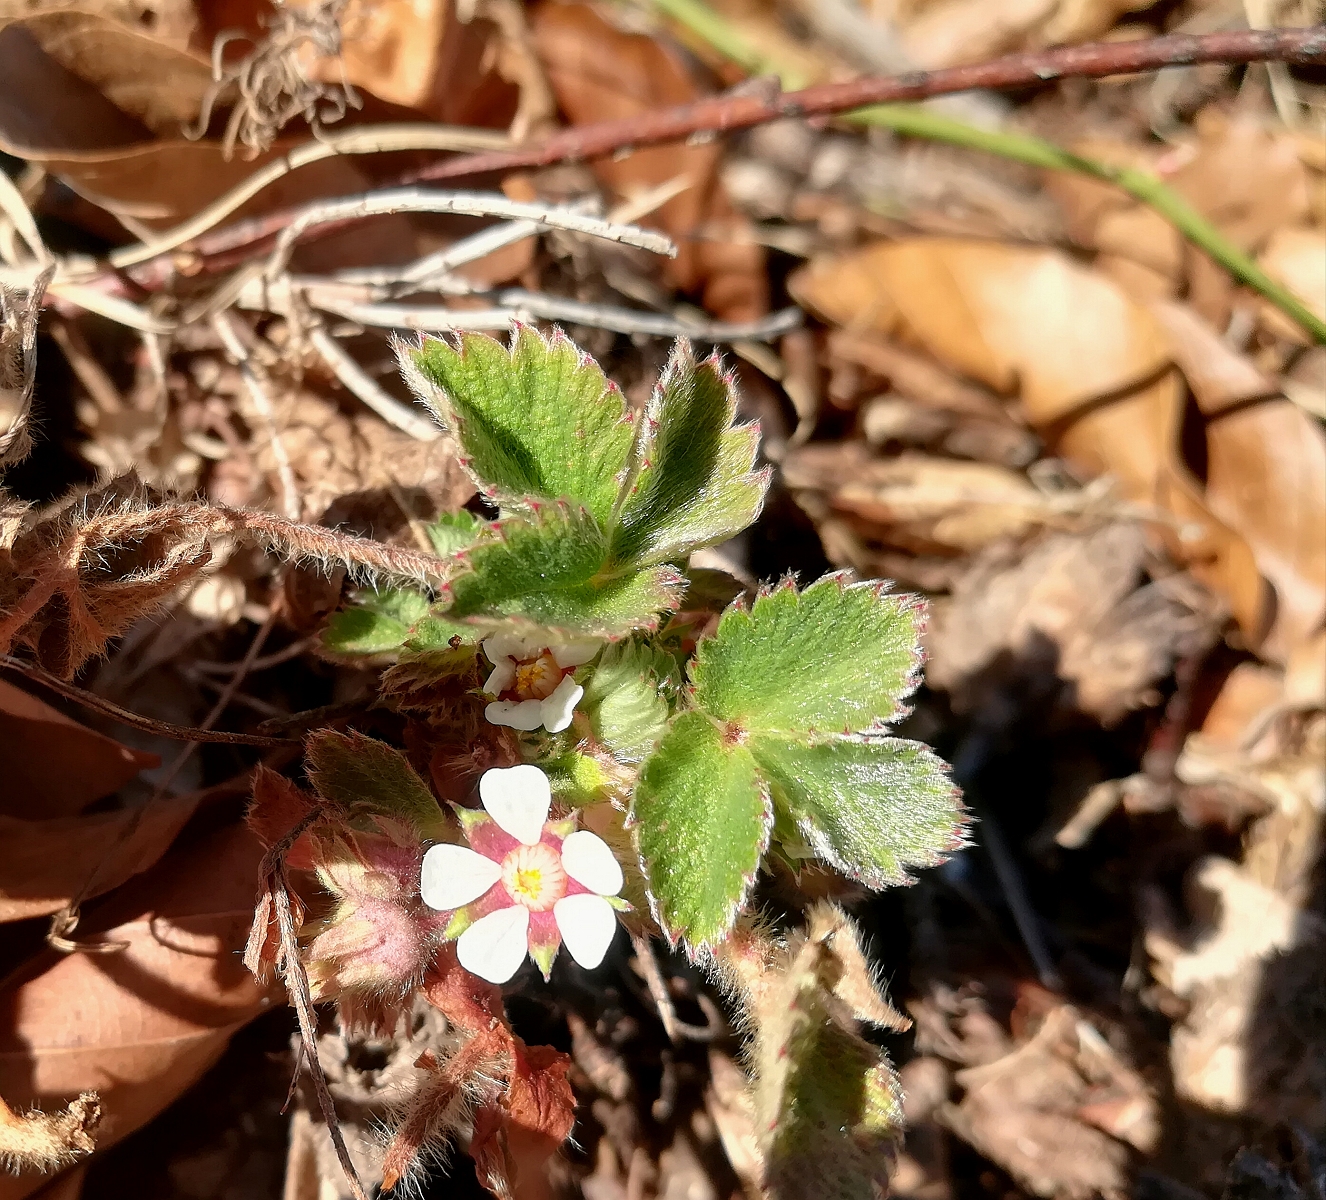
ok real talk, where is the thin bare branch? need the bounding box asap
[265,189,677,280]
[308,324,442,442]
[408,27,1326,184]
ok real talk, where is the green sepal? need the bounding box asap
[404,326,636,523]
[752,733,966,888]
[580,640,674,763]
[633,712,771,949]
[304,730,445,837]
[444,503,685,636]
[425,509,484,556]
[610,343,770,567]
[692,572,925,735]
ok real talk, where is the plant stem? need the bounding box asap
[648,0,1326,344]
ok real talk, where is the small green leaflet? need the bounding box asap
[692,573,923,734]
[320,587,431,655]
[425,509,483,556]
[405,327,635,524]
[580,639,675,762]
[633,575,965,948]
[401,332,771,638]
[610,345,769,568]
[633,712,771,949]
[444,503,685,637]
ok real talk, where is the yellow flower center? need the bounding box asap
[510,651,563,701]
[500,842,567,912]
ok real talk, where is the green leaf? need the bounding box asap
[425,509,483,556]
[750,733,964,888]
[611,344,769,567]
[304,730,445,835]
[693,574,924,735]
[581,640,674,762]
[633,712,770,947]
[404,327,635,522]
[320,587,432,655]
[445,503,685,636]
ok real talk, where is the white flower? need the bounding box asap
[480,632,601,733]
[419,764,625,984]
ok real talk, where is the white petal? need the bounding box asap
[457,905,531,984]
[559,830,624,896]
[540,676,583,734]
[554,893,619,971]
[550,637,602,669]
[479,763,552,845]
[485,699,546,732]
[419,843,502,910]
[483,633,527,663]
[482,661,516,696]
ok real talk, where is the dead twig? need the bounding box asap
[308,324,442,442]
[0,655,299,746]
[406,27,1326,184]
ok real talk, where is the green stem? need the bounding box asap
[644,0,1326,345]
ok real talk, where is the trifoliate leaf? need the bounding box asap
[611,344,769,567]
[633,712,771,947]
[404,327,635,522]
[750,733,965,888]
[693,573,924,735]
[425,509,483,556]
[320,587,432,654]
[444,503,684,636]
[304,730,444,836]
[581,640,674,762]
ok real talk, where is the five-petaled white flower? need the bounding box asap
[419,764,626,984]
[481,632,601,733]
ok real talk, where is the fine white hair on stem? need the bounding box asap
[308,324,441,442]
[264,189,677,280]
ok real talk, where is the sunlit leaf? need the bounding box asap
[633,712,771,947]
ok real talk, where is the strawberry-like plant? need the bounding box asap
[249,326,969,1198]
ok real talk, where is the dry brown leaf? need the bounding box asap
[792,239,1271,638]
[792,240,1170,421]
[1148,300,1278,416]
[1203,398,1326,660]
[0,680,157,819]
[928,523,1215,723]
[531,0,767,321]
[784,443,1050,554]
[0,794,200,924]
[0,823,275,1200]
[1258,226,1326,344]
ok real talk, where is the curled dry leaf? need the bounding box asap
[531,0,767,321]
[928,523,1217,724]
[1258,226,1326,344]
[0,823,275,1200]
[793,239,1277,645]
[1151,301,1326,660]
[0,9,411,253]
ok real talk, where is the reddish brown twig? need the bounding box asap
[403,27,1326,185]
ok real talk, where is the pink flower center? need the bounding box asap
[500,842,567,912]
[506,651,563,701]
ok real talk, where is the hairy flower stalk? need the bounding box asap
[481,632,601,732]
[419,765,627,983]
